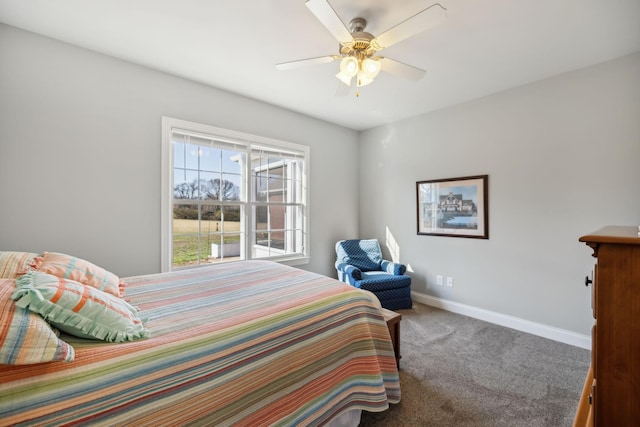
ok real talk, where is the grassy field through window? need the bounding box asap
[173,219,241,266]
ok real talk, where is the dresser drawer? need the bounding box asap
[573,364,594,427]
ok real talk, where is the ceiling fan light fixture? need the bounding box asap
[336,71,353,86]
[362,57,382,80]
[339,56,358,76]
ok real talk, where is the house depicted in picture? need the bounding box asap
[440,192,475,214]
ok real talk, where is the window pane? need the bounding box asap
[221,205,241,229]
[270,205,285,231]
[173,204,204,267]
[201,212,224,263]
[172,234,203,267]
[222,149,241,174]
[254,172,268,202]
[196,172,214,200]
[173,141,185,168]
[173,170,200,199]
[204,176,240,202]
[255,206,268,231]
[269,165,284,179]
[255,231,270,248]
[287,178,298,203]
[173,203,199,222]
[207,234,224,260]
[184,143,201,170]
[214,205,243,260]
[211,233,241,262]
[264,156,285,168]
[221,173,241,201]
[270,207,285,251]
[198,146,220,173]
[270,178,285,199]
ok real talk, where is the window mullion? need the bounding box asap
[243,149,252,261]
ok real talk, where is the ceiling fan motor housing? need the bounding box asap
[341,17,377,57]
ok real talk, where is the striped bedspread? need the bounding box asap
[0,260,400,426]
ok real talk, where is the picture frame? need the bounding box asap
[416,175,489,239]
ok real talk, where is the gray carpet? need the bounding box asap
[359,303,591,427]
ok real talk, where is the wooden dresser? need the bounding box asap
[573,226,640,427]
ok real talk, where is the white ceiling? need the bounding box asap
[1,0,639,131]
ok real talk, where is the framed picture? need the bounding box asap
[416,175,488,239]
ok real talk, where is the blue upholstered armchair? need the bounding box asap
[335,239,412,310]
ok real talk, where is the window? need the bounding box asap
[161,117,308,271]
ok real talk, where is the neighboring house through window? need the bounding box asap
[161,117,309,271]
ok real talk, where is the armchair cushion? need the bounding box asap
[335,239,383,271]
[358,272,411,292]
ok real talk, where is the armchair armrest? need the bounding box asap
[381,260,406,275]
[335,262,362,284]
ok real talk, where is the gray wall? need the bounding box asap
[359,52,640,335]
[0,23,360,278]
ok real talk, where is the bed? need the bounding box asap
[0,252,400,426]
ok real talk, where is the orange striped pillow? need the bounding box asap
[12,272,148,343]
[30,252,125,298]
[0,279,75,364]
[0,251,38,279]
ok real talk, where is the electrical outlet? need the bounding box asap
[436,275,443,286]
[446,276,453,287]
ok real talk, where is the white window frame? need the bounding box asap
[161,117,310,272]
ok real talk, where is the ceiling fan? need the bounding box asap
[276,0,447,96]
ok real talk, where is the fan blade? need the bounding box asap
[380,57,426,81]
[305,0,354,45]
[373,3,447,50]
[276,55,338,70]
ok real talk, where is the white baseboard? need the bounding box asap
[411,291,591,350]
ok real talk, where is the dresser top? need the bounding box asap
[579,225,640,245]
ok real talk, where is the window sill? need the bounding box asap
[170,255,309,273]
[275,255,310,267]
